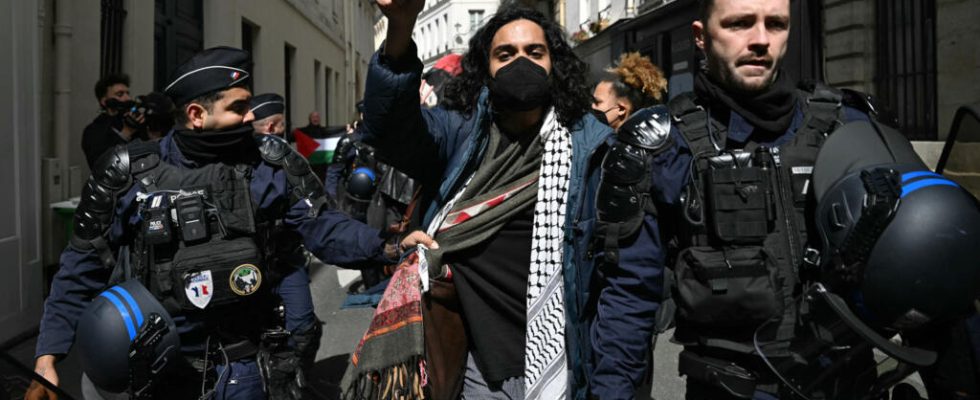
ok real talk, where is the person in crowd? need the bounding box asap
[353,2,662,399]
[139,92,175,141]
[591,52,667,131]
[81,73,144,168]
[250,93,287,137]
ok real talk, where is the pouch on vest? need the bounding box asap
[674,246,782,328]
[703,155,774,244]
[170,237,264,311]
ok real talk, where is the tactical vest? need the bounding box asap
[118,136,324,318]
[668,84,846,354]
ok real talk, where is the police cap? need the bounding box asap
[250,93,285,120]
[164,46,251,106]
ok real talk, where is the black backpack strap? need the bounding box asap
[128,141,163,192]
[669,92,725,157]
[797,82,844,139]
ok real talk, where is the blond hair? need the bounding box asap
[605,52,668,106]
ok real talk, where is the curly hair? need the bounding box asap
[440,2,592,128]
[602,52,668,109]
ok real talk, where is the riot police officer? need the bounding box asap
[27,47,396,400]
[248,92,323,399]
[591,0,979,399]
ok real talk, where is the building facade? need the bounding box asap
[411,0,501,69]
[0,0,378,343]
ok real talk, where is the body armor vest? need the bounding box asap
[128,145,270,317]
[668,84,846,354]
[101,136,324,319]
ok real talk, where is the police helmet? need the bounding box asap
[76,280,180,394]
[753,120,980,400]
[346,166,377,200]
[812,120,980,329]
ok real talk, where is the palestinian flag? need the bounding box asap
[294,125,345,165]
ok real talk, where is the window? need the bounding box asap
[579,0,590,25]
[154,0,203,91]
[284,44,295,132]
[101,0,126,76]
[469,10,485,33]
[241,20,258,91]
[324,66,332,125]
[314,60,322,114]
[875,0,938,139]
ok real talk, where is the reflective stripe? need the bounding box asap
[99,291,137,342]
[901,171,943,182]
[110,286,144,329]
[901,178,959,198]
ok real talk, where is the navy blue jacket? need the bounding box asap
[361,45,665,400]
[37,133,390,358]
[602,96,870,398]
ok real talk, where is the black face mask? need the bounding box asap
[173,124,258,164]
[488,57,551,112]
[591,107,615,126]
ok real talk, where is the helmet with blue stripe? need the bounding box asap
[76,279,180,394]
[812,120,980,329]
[754,120,980,400]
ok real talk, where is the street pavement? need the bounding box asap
[0,259,930,400]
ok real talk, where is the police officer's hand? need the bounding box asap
[24,355,58,400]
[377,0,423,60]
[400,230,438,251]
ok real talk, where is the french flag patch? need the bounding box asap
[230,71,241,80]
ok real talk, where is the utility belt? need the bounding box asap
[186,338,261,372]
[678,349,779,398]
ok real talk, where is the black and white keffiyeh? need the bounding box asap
[524,110,572,399]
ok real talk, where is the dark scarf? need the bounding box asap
[694,69,798,133]
[173,125,260,164]
[425,124,543,269]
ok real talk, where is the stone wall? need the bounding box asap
[936,0,980,139]
[821,0,876,93]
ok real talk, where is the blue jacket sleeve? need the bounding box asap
[252,161,391,267]
[288,203,391,267]
[590,214,665,399]
[590,131,691,398]
[361,42,463,186]
[36,186,140,358]
[324,162,344,199]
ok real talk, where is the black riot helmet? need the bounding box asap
[76,280,180,394]
[346,166,377,200]
[754,120,980,400]
[811,120,980,329]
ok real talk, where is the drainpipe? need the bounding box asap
[53,0,72,192]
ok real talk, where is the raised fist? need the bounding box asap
[376,0,424,24]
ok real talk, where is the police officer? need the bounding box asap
[248,92,323,399]
[250,93,287,137]
[592,0,977,398]
[27,47,398,400]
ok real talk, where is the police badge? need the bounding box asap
[229,264,262,296]
[184,270,214,309]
